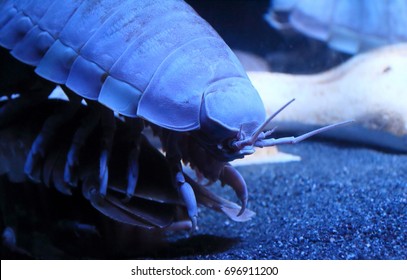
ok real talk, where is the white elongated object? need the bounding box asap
[249,43,407,136]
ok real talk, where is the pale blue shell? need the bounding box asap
[0,0,260,132]
[266,0,407,54]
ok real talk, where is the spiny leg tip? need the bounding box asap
[190,216,198,232]
[237,202,246,217]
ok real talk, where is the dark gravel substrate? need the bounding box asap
[159,142,406,260]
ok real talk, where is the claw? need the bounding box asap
[24,134,46,182]
[124,118,144,201]
[179,175,198,231]
[64,108,100,186]
[99,149,109,196]
[219,164,248,216]
[64,145,79,186]
[98,105,115,197]
[124,141,140,202]
[122,161,138,203]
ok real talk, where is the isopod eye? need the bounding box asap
[223,135,241,153]
[226,139,236,151]
[216,138,232,154]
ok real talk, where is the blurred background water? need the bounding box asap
[186,0,407,73]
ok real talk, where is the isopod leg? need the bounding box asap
[219,163,248,216]
[24,88,82,182]
[98,105,116,196]
[178,175,198,230]
[64,104,100,186]
[166,133,198,230]
[123,118,144,201]
[2,227,31,258]
[58,221,100,238]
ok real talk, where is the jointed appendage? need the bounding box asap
[98,106,116,196]
[24,89,82,182]
[219,164,248,216]
[123,118,144,202]
[255,121,353,148]
[165,133,198,230]
[232,98,353,150]
[226,99,353,217]
[62,101,144,200]
[64,104,100,186]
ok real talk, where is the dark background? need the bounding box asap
[185,0,350,73]
[1,0,405,260]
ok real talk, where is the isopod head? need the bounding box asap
[196,79,353,162]
[196,77,266,161]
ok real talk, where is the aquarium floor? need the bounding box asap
[158,141,406,260]
[2,141,405,260]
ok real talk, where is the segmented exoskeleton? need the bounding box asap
[0,98,253,237]
[0,0,349,230]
